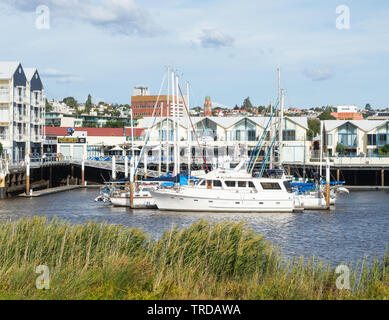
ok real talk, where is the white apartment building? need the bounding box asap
[336,105,358,113]
[0,62,45,163]
[324,120,389,157]
[49,99,74,114]
[138,116,310,163]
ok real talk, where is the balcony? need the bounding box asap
[338,133,357,147]
[31,116,41,125]
[14,94,27,104]
[0,94,10,103]
[31,135,42,143]
[14,133,26,142]
[13,112,26,122]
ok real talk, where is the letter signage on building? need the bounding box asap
[58,137,86,144]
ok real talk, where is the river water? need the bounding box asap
[0,189,388,267]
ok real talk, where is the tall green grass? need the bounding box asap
[0,217,387,299]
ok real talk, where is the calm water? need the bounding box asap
[0,189,388,266]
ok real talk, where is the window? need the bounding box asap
[282,130,296,141]
[260,182,281,190]
[327,134,333,146]
[367,134,377,146]
[283,181,292,193]
[199,180,205,186]
[238,181,246,188]
[225,181,236,187]
[213,180,222,187]
[378,134,387,146]
[235,130,241,141]
[248,130,256,141]
[248,181,255,188]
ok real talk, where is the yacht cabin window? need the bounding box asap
[198,180,206,186]
[260,182,281,190]
[248,182,255,188]
[213,180,222,187]
[238,181,246,188]
[225,181,236,187]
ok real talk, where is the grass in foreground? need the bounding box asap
[0,216,387,300]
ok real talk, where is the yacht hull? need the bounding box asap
[110,195,156,208]
[150,190,295,213]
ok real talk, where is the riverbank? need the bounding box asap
[0,217,387,300]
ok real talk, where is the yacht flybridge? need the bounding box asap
[150,167,295,213]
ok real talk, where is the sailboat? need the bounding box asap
[111,67,193,208]
[150,73,296,213]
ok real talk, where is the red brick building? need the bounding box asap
[131,95,184,118]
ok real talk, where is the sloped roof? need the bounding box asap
[0,62,21,80]
[323,120,388,132]
[139,116,308,130]
[44,127,144,137]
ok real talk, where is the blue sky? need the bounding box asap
[1,0,388,109]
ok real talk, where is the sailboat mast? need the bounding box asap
[166,66,170,175]
[319,121,323,178]
[187,81,191,180]
[277,67,281,168]
[269,102,273,170]
[171,71,177,176]
[159,101,162,176]
[279,88,284,168]
[176,74,181,176]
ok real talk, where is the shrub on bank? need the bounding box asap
[0,217,387,300]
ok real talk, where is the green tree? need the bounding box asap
[111,110,121,117]
[45,99,53,112]
[62,97,79,109]
[318,107,336,120]
[379,144,389,155]
[85,94,92,114]
[336,143,345,155]
[365,103,372,111]
[307,119,320,140]
[242,97,253,109]
[103,120,126,128]
[0,142,3,156]
[257,106,266,114]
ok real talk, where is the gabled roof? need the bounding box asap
[0,62,21,80]
[139,116,308,130]
[323,120,388,132]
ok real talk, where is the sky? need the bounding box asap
[1,0,389,109]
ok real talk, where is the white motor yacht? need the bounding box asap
[150,168,295,213]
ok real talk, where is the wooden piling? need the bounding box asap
[382,169,385,187]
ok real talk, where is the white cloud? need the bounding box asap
[303,67,334,81]
[4,0,160,36]
[199,28,234,48]
[40,68,83,83]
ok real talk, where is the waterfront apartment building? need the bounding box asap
[138,116,310,163]
[0,62,45,162]
[324,120,389,156]
[45,112,133,128]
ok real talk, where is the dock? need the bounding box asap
[344,186,389,191]
[19,185,81,197]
